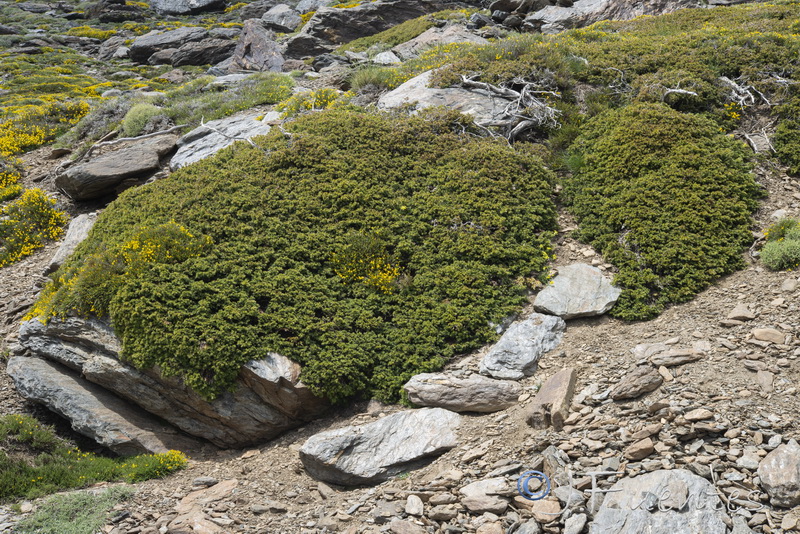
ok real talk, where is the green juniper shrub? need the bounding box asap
[121,102,166,137]
[15,486,135,534]
[774,93,800,176]
[32,108,558,403]
[564,102,762,320]
[762,219,800,271]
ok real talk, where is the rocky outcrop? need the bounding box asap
[403,373,521,413]
[6,356,204,456]
[225,19,285,73]
[55,135,177,200]
[589,469,729,533]
[47,212,97,273]
[283,0,459,59]
[299,408,460,485]
[149,0,225,15]
[84,0,145,22]
[261,4,302,33]
[479,313,565,380]
[129,27,209,63]
[533,263,621,319]
[16,317,328,448]
[170,111,279,170]
[391,24,489,60]
[378,70,507,127]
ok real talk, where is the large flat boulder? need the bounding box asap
[479,313,565,380]
[7,356,203,456]
[378,70,508,127]
[533,263,621,319]
[171,38,236,67]
[171,111,280,170]
[589,469,729,534]
[129,27,209,63]
[299,408,460,485]
[55,135,177,201]
[17,317,328,448]
[403,372,520,413]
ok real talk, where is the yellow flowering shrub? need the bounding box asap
[0,188,67,268]
[276,88,354,117]
[65,26,116,40]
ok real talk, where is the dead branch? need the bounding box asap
[85,124,187,159]
[719,76,756,107]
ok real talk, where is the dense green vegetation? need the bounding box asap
[32,109,557,403]
[762,218,800,271]
[16,486,134,534]
[564,103,761,319]
[0,414,186,502]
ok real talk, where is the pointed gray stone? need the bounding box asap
[479,313,565,380]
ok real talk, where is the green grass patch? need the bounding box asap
[32,108,557,403]
[0,414,187,502]
[563,103,762,320]
[15,485,134,534]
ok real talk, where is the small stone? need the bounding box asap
[658,366,673,382]
[758,439,800,507]
[390,519,426,534]
[192,476,218,487]
[564,513,587,534]
[611,366,663,401]
[728,303,755,321]
[684,408,714,422]
[527,368,576,431]
[782,278,799,292]
[428,504,459,521]
[405,495,424,517]
[752,328,785,345]
[757,371,775,393]
[624,438,655,461]
[650,349,704,367]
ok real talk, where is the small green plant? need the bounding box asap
[762,218,800,271]
[121,102,165,137]
[350,66,398,91]
[276,88,354,118]
[65,26,116,40]
[0,414,188,502]
[15,486,135,534]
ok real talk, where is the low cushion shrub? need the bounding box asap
[33,108,557,403]
[564,102,762,320]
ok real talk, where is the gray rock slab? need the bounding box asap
[18,317,327,448]
[479,313,565,380]
[403,372,520,413]
[758,439,800,507]
[171,38,236,67]
[129,27,208,63]
[533,263,620,319]
[527,367,576,430]
[47,212,97,273]
[171,110,279,170]
[7,356,203,456]
[299,408,460,485]
[378,70,508,127]
[149,0,225,15]
[392,24,489,60]
[55,135,177,200]
[261,4,302,32]
[226,19,284,72]
[589,469,729,534]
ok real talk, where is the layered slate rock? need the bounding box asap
[55,135,177,201]
[170,111,279,170]
[225,19,285,73]
[758,439,800,507]
[533,264,621,319]
[47,212,97,273]
[171,38,236,67]
[129,26,208,63]
[284,0,453,58]
[589,469,729,534]
[261,4,302,33]
[610,365,663,400]
[149,0,225,15]
[378,70,507,127]
[6,356,203,456]
[16,317,328,448]
[403,373,521,413]
[479,313,565,380]
[299,408,460,485]
[526,367,576,430]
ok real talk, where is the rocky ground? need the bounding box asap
[1,137,800,533]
